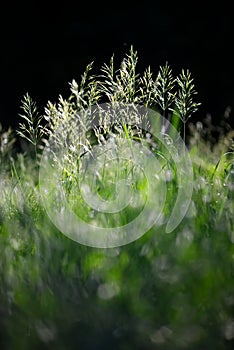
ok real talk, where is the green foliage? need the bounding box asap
[0,48,233,350]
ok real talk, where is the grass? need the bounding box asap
[0,48,234,349]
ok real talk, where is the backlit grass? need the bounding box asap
[0,48,234,349]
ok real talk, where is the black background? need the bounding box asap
[1,1,234,128]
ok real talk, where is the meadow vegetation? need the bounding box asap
[0,48,234,349]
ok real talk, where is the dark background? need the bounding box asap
[1,1,234,128]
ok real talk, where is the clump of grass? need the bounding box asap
[0,48,233,350]
[18,47,201,198]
